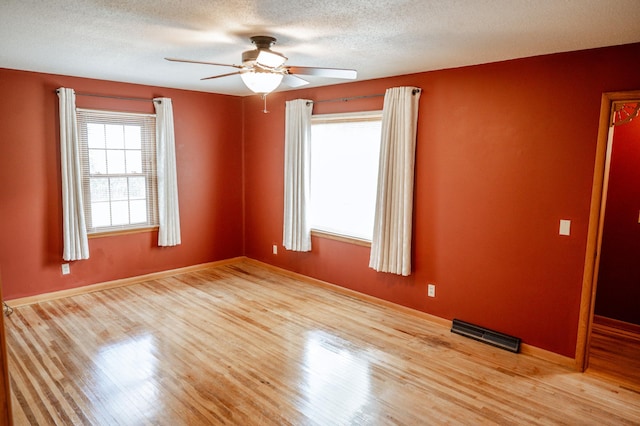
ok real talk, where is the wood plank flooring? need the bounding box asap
[5,260,640,425]
[587,320,640,393]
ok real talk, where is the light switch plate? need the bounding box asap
[559,219,571,236]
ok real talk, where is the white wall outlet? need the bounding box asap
[272,244,278,255]
[427,284,436,298]
[559,219,571,236]
[61,263,70,275]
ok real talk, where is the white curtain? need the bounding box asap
[154,98,181,247]
[283,99,313,251]
[369,87,421,276]
[58,87,90,261]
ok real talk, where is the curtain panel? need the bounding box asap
[369,87,421,276]
[283,99,313,252]
[58,87,90,261]
[154,98,181,247]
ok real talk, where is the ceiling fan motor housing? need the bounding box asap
[250,35,277,49]
[241,49,260,65]
[243,35,282,67]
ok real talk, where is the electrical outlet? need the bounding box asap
[272,244,278,255]
[427,284,436,298]
[61,263,70,275]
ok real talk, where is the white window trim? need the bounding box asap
[76,108,159,235]
[312,110,383,124]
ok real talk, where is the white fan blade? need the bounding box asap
[283,74,309,87]
[200,71,242,81]
[165,58,242,69]
[286,66,357,79]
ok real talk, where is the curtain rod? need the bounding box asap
[54,89,160,103]
[308,93,384,105]
[306,88,420,106]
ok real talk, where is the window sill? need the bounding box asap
[311,229,371,247]
[88,226,159,239]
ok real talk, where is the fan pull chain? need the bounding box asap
[262,94,270,113]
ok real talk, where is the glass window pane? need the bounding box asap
[89,149,107,175]
[106,150,126,174]
[129,176,146,199]
[126,150,142,173]
[310,117,381,241]
[90,177,110,202]
[130,200,147,224]
[92,202,111,228]
[111,201,129,226]
[105,124,125,149]
[110,177,128,201]
[87,123,105,148]
[124,125,142,149]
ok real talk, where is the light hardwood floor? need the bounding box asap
[5,260,640,425]
[587,318,640,394]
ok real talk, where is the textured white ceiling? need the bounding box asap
[1,0,639,96]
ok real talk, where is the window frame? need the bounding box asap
[309,110,383,244]
[76,108,159,236]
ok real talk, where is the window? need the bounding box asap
[76,109,158,234]
[310,111,382,241]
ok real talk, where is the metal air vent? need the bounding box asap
[451,319,521,353]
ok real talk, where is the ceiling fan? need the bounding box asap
[166,35,357,95]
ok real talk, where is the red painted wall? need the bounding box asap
[595,107,640,325]
[2,43,639,358]
[0,69,244,300]
[243,43,640,357]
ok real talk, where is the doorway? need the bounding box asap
[575,90,640,379]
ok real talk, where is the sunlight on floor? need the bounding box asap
[93,334,159,419]
[302,330,371,423]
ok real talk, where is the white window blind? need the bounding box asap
[310,111,382,241]
[76,109,158,234]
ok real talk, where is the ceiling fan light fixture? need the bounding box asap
[240,70,284,94]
